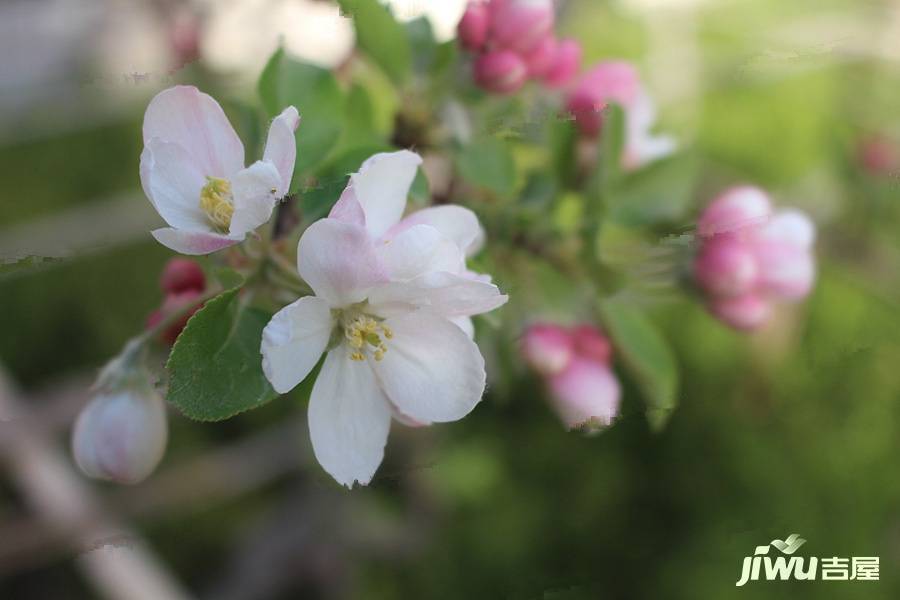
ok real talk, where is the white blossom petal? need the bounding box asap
[229,160,282,237]
[296,219,386,307]
[350,150,422,238]
[141,139,210,232]
[151,228,240,255]
[391,205,485,257]
[262,106,300,196]
[261,296,333,394]
[328,186,366,228]
[449,316,475,339]
[371,311,486,423]
[308,349,392,487]
[368,271,508,318]
[143,85,244,178]
[376,224,465,281]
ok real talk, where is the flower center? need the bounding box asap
[342,313,393,362]
[199,176,234,232]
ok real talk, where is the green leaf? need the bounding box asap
[596,103,626,192]
[609,154,697,228]
[166,287,278,421]
[597,300,678,430]
[258,48,345,178]
[456,138,517,196]
[338,0,411,84]
[405,17,437,74]
[549,117,578,189]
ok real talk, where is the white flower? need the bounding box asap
[140,85,299,254]
[260,151,507,487]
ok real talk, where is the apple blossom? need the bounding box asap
[140,85,299,255]
[694,188,816,331]
[72,383,168,484]
[260,151,507,487]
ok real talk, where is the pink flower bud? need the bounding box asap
[694,236,758,298]
[565,61,640,137]
[753,242,815,301]
[523,35,557,79]
[489,0,555,54]
[522,324,573,376]
[709,294,772,331]
[160,258,205,294]
[72,386,168,484]
[697,186,772,238]
[474,50,528,94]
[146,289,205,345]
[541,38,581,89]
[458,2,490,51]
[548,358,621,430]
[571,325,612,364]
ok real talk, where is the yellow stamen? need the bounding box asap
[343,313,393,361]
[199,176,234,232]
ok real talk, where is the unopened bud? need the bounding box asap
[523,35,557,79]
[160,258,205,294]
[548,358,621,430]
[697,187,772,238]
[694,236,758,298]
[570,324,612,364]
[72,385,168,484]
[709,293,772,331]
[490,0,555,54]
[458,2,490,51]
[146,289,205,345]
[541,38,581,89]
[474,50,528,94]
[522,324,573,376]
[565,61,640,137]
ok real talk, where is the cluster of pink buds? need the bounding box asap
[522,323,621,430]
[694,187,816,331]
[146,258,207,345]
[458,0,582,95]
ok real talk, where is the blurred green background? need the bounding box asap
[2,0,900,598]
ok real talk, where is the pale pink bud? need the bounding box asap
[523,35,557,79]
[541,38,581,89]
[709,294,772,331]
[160,258,205,294]
[697,186,772,238]
[522,324,573,376]
[458,3,490,51]
[753,242,815,301]
[474,50,528,94]
[548,358,621,430]
[72,386,168,484]
[490,0,555,54]
[570,325,612,364]
[694,236,758,298]
[565,61,640,137]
